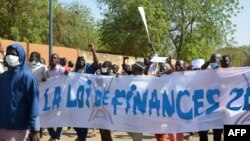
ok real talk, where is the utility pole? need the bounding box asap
[49,0,53,62]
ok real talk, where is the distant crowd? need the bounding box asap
[0,41,230,141]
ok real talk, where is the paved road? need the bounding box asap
[40,128,215,141]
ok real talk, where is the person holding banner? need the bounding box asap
[199,53,224,141]
[97,61,114,141]
[201,53,222,70]
[127,61,145,141]
[155,59,186,141]
[0,44,40,141]
[219,54,231,141]
[73,43,99,141]
[171,60,186,141]
[155,62,175,141]
[45,53,67,141]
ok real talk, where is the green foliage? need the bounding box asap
[0,0,98,49]
[0,0,49,43]
[98,0,169,57]
[164,0,241,60]
[97,0,242,60]
[217,45,250,67]
[0,0,243,60]
[179,40,215,62]
[10,27,20,41]
[53,2,98,50]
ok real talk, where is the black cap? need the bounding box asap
[77,56,85,61]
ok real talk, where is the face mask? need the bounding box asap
[209,63,218,69]
[5,55,20,67]
[101,68,108,73]
[30,60,37,65]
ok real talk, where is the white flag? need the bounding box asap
[138,7,151,42]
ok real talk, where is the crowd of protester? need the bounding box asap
[0,41,232,141]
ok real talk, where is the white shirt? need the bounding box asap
[28,62,47,82]
[148,62,157,75]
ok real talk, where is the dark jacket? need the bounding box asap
[0,44,40,131]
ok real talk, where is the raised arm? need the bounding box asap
[88,43,99,69]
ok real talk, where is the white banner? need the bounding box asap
[150,56,167,63]
[39,67,250,133]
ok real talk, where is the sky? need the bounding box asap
[59,0,250,46]
[231,0,250,46]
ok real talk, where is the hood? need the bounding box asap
[6,44,27,70]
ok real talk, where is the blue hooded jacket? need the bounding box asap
[0,44,40,131]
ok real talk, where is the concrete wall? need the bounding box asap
[0,39,143,70]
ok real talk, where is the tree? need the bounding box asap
[164,0,242,60]
[0,0,49,43]
[218,45,250,67]
[97,0,242,60]
[53,2,98,50]
[97,0,170,57]
[0,0,98,49]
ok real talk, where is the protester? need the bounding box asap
[127,61,145,141]
[156,63,172,76]
[45,53,67,141]
[73,44,98,73]
[148,61,158,75]
[201,53,222,70]
[221,55,231,68]
[183,58,205,140]
[155,59,186,141]
[73,43,99,141]
[157,57,174,75]
[60,57,67,66]
[155,62,175,141]
[155,58,185,141]
[112,64,120,75]
[175,60,185,72]
[95,63,102,75]
[219,54,231,141]
[60,57,72,73]
[28,51,48,138]
[173,60,186,141]
[0,44,40,141]
[98,61,114,141]
[28,52,47,82]
[68,60,74,71]
[121,56,132,75]
[199,53,224,141]
[40,58,46,65]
